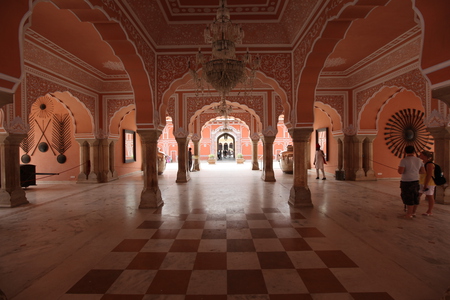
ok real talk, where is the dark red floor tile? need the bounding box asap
[193,252,227,270]
[67,269,123,294]
[202,229,227,239]
[297,268,347,293]
[279,238,312,251]
[269,219,293,228]
[126,252,166,269]
[246,213,267,220]
[250,228,277,238]
[226,220,249,229]
[257,252,295,269]
[206,214,227,220]
[315,250,358,268]
[227,270,268,294]
[169,239,200,252]
[101,295,144,300]
[137,221,164,229]
[146,270,192,294]
[182,221,206,229]
[227,239,256,252]
[261,208,281,213]
[270,295,313,300]
[290,213,306,219]
[112,239,148,252]
[186,295,227,300]
[226,208,245,214]
[351,292,395,300]
[151,229,180,239]
[295,227,326,237]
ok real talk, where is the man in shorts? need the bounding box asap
[398,145,425,219]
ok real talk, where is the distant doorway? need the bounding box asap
[217,133,235,160]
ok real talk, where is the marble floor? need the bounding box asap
[1,161,450,300]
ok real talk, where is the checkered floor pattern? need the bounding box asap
[66,207,394,299]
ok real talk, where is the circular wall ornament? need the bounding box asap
[384,108,433,157]
[57,154,67,164]
[38,142,49,152]
[21,154,31,164]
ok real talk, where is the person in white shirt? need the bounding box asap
[398,145,425,219]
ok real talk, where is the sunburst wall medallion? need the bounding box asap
[31,96,54,119]
[384,108,433,158]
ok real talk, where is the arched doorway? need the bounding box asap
[217,132,235,160]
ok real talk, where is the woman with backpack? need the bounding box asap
[419,150,435,216]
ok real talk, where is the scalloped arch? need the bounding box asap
[110,104,136,136]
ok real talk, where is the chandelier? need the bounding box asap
[189,0,261,97]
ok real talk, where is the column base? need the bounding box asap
[261,170,276,182]
[176,170,191,183]
[139,187,164,208]
[252,162,259,170]
[0,189,29,207]
[435,186,450,205]
[288,186,313,208]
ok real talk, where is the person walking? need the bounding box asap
[314,144,327,180]
[398,145,425,219]
[419,150,435,216]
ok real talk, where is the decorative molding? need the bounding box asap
[343,124,357,136]
[5,116,29,134]
[425,109,450,128]
[262,125,278,137]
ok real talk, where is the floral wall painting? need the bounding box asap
[124,129,136,163]
[316,127,328,161]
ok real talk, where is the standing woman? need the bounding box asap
[419,150,435,216]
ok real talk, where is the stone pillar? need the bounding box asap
[0,133,28,207]
[354,135,365,180]
[175,137,190,183]
[343,134,356,181]
[192,134,201,171]
[109,139,118,180]
[137,129,164,208]
[251,133,260,170]
[86,139,99,182]
[288,128,313,207]
[76,139,89,182]
[261,134,276,182]
[427,126,450,204]
[363,135,377,180]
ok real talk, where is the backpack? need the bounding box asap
[425,162,447,186]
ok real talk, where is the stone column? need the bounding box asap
[137,129,164,208]
[343,134,356,181]
[261,134,276,182]
[192,134,201,172]
[86,139,99,182]
[427,126,450,204]
[76,139,89,182]
[109,139,118,180]
[0,133,28,207]
[251,133,260,170]
[363,135,377,180]
[175,137,190,183]
[288,128,313,207]
[354,135,365,180]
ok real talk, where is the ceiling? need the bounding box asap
[27,0,419,77]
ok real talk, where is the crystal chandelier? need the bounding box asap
[189,0,261,97]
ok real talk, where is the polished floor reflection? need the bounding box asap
[1,162,449,300]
